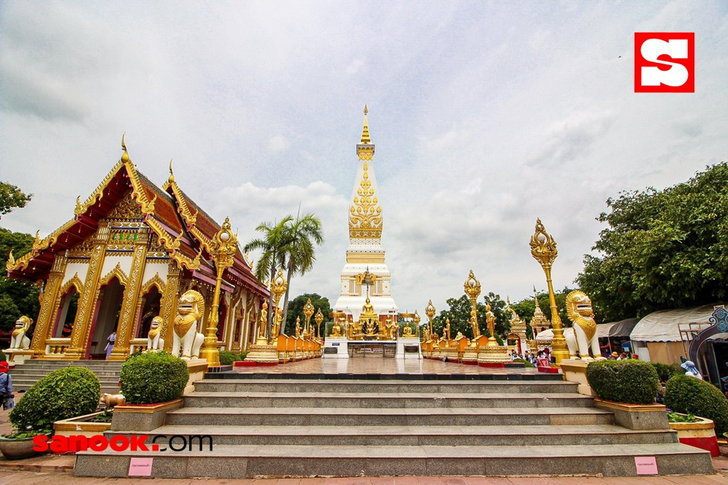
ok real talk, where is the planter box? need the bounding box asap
[0,436,43,459]
[594,399,668,430]
[111,399,183,432]
[54,411,112,438]
[669,414,719,457]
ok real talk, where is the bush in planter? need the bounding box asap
[120,351,188,404]
[665,374,728,435]
[219,350,246,365]
[8,367,100,434]
[586,359,660,405]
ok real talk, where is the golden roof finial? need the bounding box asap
[360,105,371,144]
[121,133,130,162]
[168,159,175,182]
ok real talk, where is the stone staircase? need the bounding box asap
[75,376,713,478]
[10,359,122,395]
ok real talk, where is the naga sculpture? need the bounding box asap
[146,316,165,352]
[10,316,32,349]
[172,290,205,359]
[564,290,602,360]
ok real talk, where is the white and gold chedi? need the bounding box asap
[333,106,398,322]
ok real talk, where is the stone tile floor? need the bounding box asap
[231,358,550,375]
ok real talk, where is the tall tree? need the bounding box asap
[243,216,293,340]
[284,293,331,336]
[0,182,32,218]
[511,288,574,328]
[577,163,728,321]
[0,229,40,332]
[279,213,324,324]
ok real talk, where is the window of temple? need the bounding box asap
[54,289,79,338]
[136,286,162,339]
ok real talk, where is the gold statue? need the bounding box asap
[331,317,344,337]
[485,304,496,337]
[257,301,268,340]
[403,325,413,337]
[272,307,283,337]
[295,316,301,338]
[444,318,451,340]
[172,290,205,359]
[565,290,602,359]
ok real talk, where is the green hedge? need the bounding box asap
[120,352,188,404]
[219,351,247,365]
[665,374,728,435]
[586,359,659,404]
[9,367,100,433]
[651,362,682,382]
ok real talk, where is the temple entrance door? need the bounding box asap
[53,289,79,338]
[136,287,162,339]
[88,277,124,359]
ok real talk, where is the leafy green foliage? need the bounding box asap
[219,351,247,365]
[512,358,535,368]
[284,293,331,335]
[586,359,660,404]
[120,352,188,404]
[0,228,40,332]
[577,163,728,321]
[0,351,5,362]
[651,362,682,382]
[0,182,32,218]
[510,288,574,329]
[667,412,697,423]
[432,293,510,340]
[9,367,100,433]
[665,374,728,435]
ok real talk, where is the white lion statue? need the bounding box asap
[10,316,32,349]
[146,316,165,352]
[172,290,205,359]
[564,290,603,360]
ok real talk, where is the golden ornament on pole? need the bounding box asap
[314,307,324,339]
[529,218,569,364]
[463,270,481,338]
[303,298,315,338]
[425,299,436,340]
[200,216,238,366]
[269,268,287,340]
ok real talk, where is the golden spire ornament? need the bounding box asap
[356,105,375,160]
[314,308,324,339]
[303,298,315,337]
[463,270,481,338]
[121,133,130,162]
[529,218,569,364]
[425,299,436,339]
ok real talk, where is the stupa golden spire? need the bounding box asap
[356,105,375,161]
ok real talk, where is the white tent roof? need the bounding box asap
[535,329,553,342]
[598,318,639,338]
[630,304,723,342]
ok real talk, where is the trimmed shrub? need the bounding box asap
[9,367,100,433]
[651,362,682,382]
[586,359,660,404]
[120,351,188,404]
[665,374,728,435]
[219,351,246,365]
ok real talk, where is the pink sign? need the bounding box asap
[128,457,154,477]
[635,456,658,475]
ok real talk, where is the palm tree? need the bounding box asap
[280,213,324,324]
[243,216,293,339]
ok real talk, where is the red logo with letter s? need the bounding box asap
[634,32,694,92]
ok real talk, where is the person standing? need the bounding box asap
[105,331,117,359]
[0,361,14,410]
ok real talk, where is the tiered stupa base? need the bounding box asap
[245,338,279,365]
[478,339,510,367]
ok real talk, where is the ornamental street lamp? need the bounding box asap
[201,216,237,366]
[464,270,482,338]
[529,218,569,364]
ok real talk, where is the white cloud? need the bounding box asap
[267,135,290,153]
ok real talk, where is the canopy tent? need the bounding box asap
[597,318,639,338]
[630,304,721,342]
[535,329,552,343]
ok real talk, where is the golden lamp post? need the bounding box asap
[413,310,421,338]
[425,299,436,339]
[303,298,315,338]
[269,268,287,341]
[529,218,569,364]
[464,270,482,338]
[201,217,238,366]
[314,308,324,339]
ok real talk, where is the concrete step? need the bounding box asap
[193,378,579,394]
[75,443,713,478]
[182,391,594,408]
[166,406,614,427]
[10,371,120,377]
[105,424,678,446]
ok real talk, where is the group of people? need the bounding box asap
[509,349,553,366]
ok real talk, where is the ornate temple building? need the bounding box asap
[5,140,268,360]
[333,108,398,324]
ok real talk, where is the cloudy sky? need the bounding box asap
[1,1,727,317]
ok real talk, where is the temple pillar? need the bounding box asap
[30,254,68,356]
[66,225,111,359]
[160,261,181,353]
[109,227,149,360]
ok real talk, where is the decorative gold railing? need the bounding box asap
[129,338,149,354]
[45,338,71,357]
